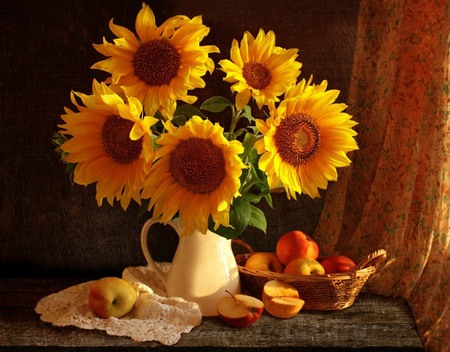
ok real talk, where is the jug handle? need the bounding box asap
[140,218,179,287]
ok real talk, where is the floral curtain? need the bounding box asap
[313,1,449,351]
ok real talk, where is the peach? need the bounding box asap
[89,277,137,318]
[283,257,325,275]
[276,230,319,265]
[262,280,305,319]
[320,255,356,274]
[245,252,284,273]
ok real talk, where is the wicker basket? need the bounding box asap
[233,240,387,310]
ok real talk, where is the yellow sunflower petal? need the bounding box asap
[109,19,140,49]
[236,90,252,110]
[58,82,155,208]
[256,78,358,199]
[135,3,157,43]
[220,29,301,110]
[92,5,217,119]
[142,116,245,235]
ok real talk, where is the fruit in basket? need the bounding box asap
[283,257,325,275]
[245,252,284,273]
[217,291,264,328]
[276,230,319,265]
[89,277,137,318]
[320,255,356,274]
[262,280,305,318]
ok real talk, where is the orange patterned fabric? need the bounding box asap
[313,1,449,351]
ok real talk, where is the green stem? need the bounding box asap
[228,107,242,134]
[240,179,256,196]
[240,169,259,196]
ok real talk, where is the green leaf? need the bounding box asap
[224,132,237,141]
[247,147,261,167]
[200,96,233,113]
[52,132,67,146]
[264,192,273,208]
[240,105,255,123]
[249,161,263,180]
[243,187,269,204]
[240,132,259,163]
[211,197,252,239]
[247,204,267,233]
[51,133,76,182]
[243,192,261,203]
[232,197,252,225]
[210,196,269,238]
[239,167,251,187]
[65,162,76,183]
[174,104,206,121]
[171,115,187,127]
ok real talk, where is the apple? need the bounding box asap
[262,280,305,319]
[245,252,284,273]
[217,291,264,328]
[276,230,319,265]
[89,277,137,319]
[320,255,356,274]
[283,257,325,275]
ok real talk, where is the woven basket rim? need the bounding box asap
[237,262,377,282]
[234,243,387,283]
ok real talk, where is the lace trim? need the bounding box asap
[35,264,202,346]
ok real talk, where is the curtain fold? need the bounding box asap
[313,1,449,351]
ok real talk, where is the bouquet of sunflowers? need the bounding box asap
[53,3,358,238]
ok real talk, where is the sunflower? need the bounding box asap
[58,80,158,209]
[91,3,219,119]
[255,77,358,199]
[219,29,302,110]
[142,115,245,235]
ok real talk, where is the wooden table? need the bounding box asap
[0,277,424,351]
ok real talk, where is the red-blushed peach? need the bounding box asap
[276,230,319,265]
[89,277,137,318]
[320,255,356,274]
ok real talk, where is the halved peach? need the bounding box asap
[262,280,305,319]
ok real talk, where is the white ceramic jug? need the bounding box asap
[140,218,241,316]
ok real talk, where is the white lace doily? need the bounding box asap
[35,264,202,346]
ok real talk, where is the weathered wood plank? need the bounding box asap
[0,278,424,350]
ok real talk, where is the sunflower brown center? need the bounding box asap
[169,138,226,194]
[242,62,272,90]
[133,39,181,86]
[102,115,143,164]
[274,113,321,166]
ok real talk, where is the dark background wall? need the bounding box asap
[0,0,360,277]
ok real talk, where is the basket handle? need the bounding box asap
[232,239,255,254]
[356,249,387,270]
